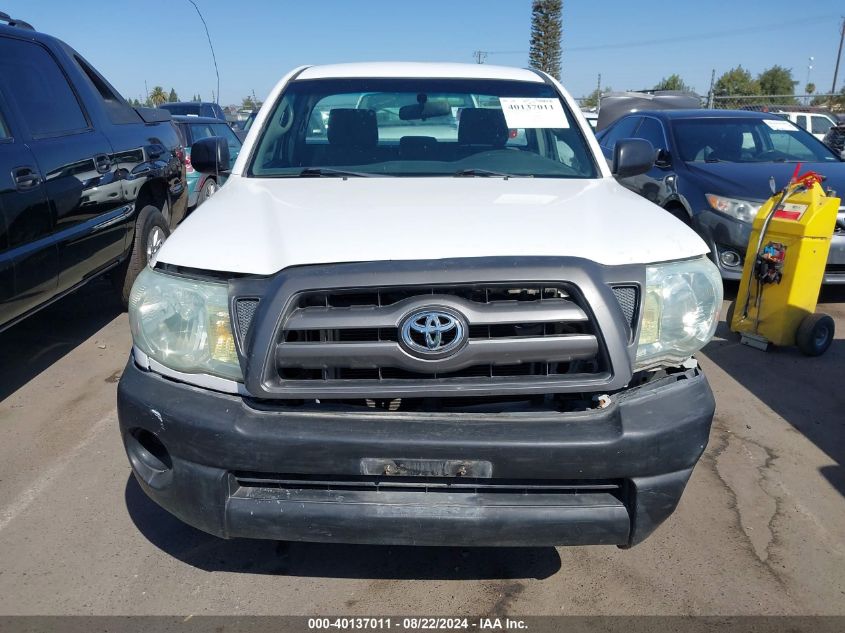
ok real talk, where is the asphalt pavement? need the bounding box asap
[0,278,843,616]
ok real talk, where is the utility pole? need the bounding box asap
[472,50,488,64]
[596,73,601,113]
[832,17,845,98]
[707,68,716,109]
[144,80,149,105]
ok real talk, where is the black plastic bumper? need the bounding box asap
[117,360,715,547]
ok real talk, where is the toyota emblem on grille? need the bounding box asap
[400,309,467,357]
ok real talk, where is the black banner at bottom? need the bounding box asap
[0,616,844,633]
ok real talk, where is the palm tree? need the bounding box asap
[149,86,167,107]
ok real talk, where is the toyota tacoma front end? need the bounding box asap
[117,63,721,547]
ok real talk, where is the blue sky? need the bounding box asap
[6,0,845,106]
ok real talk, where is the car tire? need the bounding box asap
[115,205,170,309]
[796,313,834,357]
[197,178,217,207]
[724,300,735,328]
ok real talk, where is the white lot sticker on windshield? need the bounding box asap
[763,118,798,131]
[499,98,569,129]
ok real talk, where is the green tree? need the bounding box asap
[805,82,816,96]
[528,0,562,80]
[714,66,759,96]
[581,86,610,108]
[149,86,167,107]
[167,88,179,102]
[758,65,797,96]
[811,85,845,107]
[654,74,691,92]
[242,96,256,110]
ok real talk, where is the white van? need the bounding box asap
[777,110,837,141]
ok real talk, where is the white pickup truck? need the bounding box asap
[118,62,722,548]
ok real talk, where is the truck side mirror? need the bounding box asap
[190,136,230,174]
[612,138,655,178]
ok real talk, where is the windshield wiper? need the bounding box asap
[453,168,529,179]
[298,167,376,178]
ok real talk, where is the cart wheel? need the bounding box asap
[724,300,735,328]
[796,313,835,357]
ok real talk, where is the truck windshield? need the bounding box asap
[672,117,840,164]
[248,78,598,178]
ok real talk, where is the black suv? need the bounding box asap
[0,13,188,331]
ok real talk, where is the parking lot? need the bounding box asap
[0,279,842,616]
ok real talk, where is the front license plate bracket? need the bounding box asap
[360,458,493,478]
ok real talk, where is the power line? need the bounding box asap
[568,14,839,52]
[186,0,220,104]
[477,13,840,58]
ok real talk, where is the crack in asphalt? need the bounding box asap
[704,417,788,588]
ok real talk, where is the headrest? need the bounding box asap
[458,109,508,146]
[327,109,378,147]
[399,135,438,157]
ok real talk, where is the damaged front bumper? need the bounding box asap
[117,359,715,548]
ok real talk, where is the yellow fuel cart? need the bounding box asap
[729,170,839,356]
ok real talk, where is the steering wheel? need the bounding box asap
[756,149,794,161]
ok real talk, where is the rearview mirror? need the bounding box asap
[612,139,655,178]
[190,137,230,174]
[399,101,451,121]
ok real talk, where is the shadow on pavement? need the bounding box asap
[704,282,845,500]
[0,278,122,403]
[124,476,562,580]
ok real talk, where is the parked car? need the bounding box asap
[581,109,598,130]
[118,62,723,549]
[159,101,227,121]
[776,110,837,141]
[0,14,187,331]
[232,111,257,142]
[823,123,845,156]
[739,105,838,141]
[171,116,241,208]
[596,109,845,282]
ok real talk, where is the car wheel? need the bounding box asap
[115,205,170,309]
[197,178,217,207]
[796,313,834,357]
[724,300,735,328]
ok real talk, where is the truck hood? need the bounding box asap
[155,176,710,275]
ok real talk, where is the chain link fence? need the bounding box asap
[576,93,845,115]
[710,94,844,112]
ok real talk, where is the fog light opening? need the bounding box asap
[719,249,742,268]
[128,428,172,472]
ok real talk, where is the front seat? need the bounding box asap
[458,109,509,148]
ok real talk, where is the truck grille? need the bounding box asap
[273,283,607,388]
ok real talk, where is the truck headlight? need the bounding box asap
[635,257,723,371]
[705,194,761,223]
[128,267,242,381]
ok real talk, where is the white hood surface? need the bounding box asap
[156,175,710,275]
